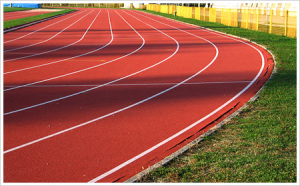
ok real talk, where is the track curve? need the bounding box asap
[3,8,274,183]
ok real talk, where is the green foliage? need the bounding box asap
[4,9,76,29]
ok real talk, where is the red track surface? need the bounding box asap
[4,9,57,21]
[3,8,274,183]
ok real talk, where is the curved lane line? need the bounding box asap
[4,10,99,72]
[4,10,87,44]
[133,10,258,48]
[3,9,180,115]
[3,10,108,91]
[4,10,97,66]
[90,44,264,183]
[3,9,182,153]
[88,10,266,183]
[4,9,147,114]
[3,81,252,88]
[4,10,94,53]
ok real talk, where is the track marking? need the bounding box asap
[3,9,182,152]
[3,81,251,88]
[4,10,101,74]
[4,10,94,53]
[3,10,111,91]
[3,9,148,114]
[4,9,266,183]
[88,9,266,183]
[131,10,220,45]
[4,10,87,43]
[133,10,260,48]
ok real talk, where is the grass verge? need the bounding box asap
[3,9,76,30]
[3,7,33,12]
[137,10,297,183]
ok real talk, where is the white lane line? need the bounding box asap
[3,9,147,115]
[4,10,94,53]
[3,9,181,152]
[3,10,108,92]
[3,10,110,76]
[4,10,95,64]
[131,10,218,46]
[133,10,256,47]
[3,81,252,88]
[4,10,87,43]
[89,10,266,183]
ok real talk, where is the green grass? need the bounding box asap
[137,10,297,183]
[4,9,76,29]
[3,7,33,12]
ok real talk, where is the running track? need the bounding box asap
[2,8,274,183]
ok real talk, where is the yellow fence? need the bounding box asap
[146,4,297,38]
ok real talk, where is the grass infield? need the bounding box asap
[137,10,297,183]
[3,9,76,30]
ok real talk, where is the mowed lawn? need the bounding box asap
[3,8,76,29]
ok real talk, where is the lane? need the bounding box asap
[3,8,180,149]
[3,8,274,183]
[3,9,148,113]
[3,11,101,75]
[4,10,91,53]
[89,9,273,182]
[5,8,211,115]
[131,10,265,81]
[3,10,111,80]
[3,10,100,63]
[3,8,215,182]
[3,9,85,44]
[3,9,145,80]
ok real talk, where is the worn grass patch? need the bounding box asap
[137,10,297,183]
[3,9,76,29]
